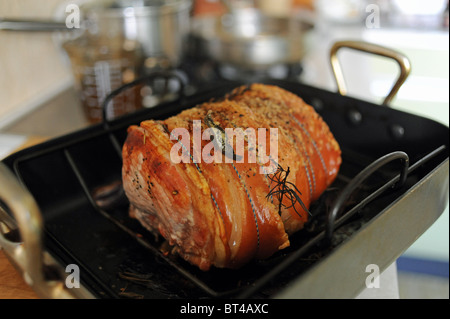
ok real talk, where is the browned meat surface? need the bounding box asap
[122,84,342,270]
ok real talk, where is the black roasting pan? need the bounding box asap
[0,75,448,299]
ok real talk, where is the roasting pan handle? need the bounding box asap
[325,151,409,243]
[0,162,93,299]
[330,40,411,106]
[99,71,187,158]
[101,70,187,125]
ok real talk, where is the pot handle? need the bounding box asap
[0,162,94,298]
[0,18,69,31]
[329,40,411,106]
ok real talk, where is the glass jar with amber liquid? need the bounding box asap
[63,31,145,124]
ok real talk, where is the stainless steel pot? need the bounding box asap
[0,0,193,67]
[82,0,193,67]
[191,8,314,70]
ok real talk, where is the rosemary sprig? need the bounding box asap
[204,110,243,161]
[266,165,311,218]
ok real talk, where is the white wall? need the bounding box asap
[0,0,74,129]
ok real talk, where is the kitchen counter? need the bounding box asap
[0,251,39,299]
[2,87,90,139]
